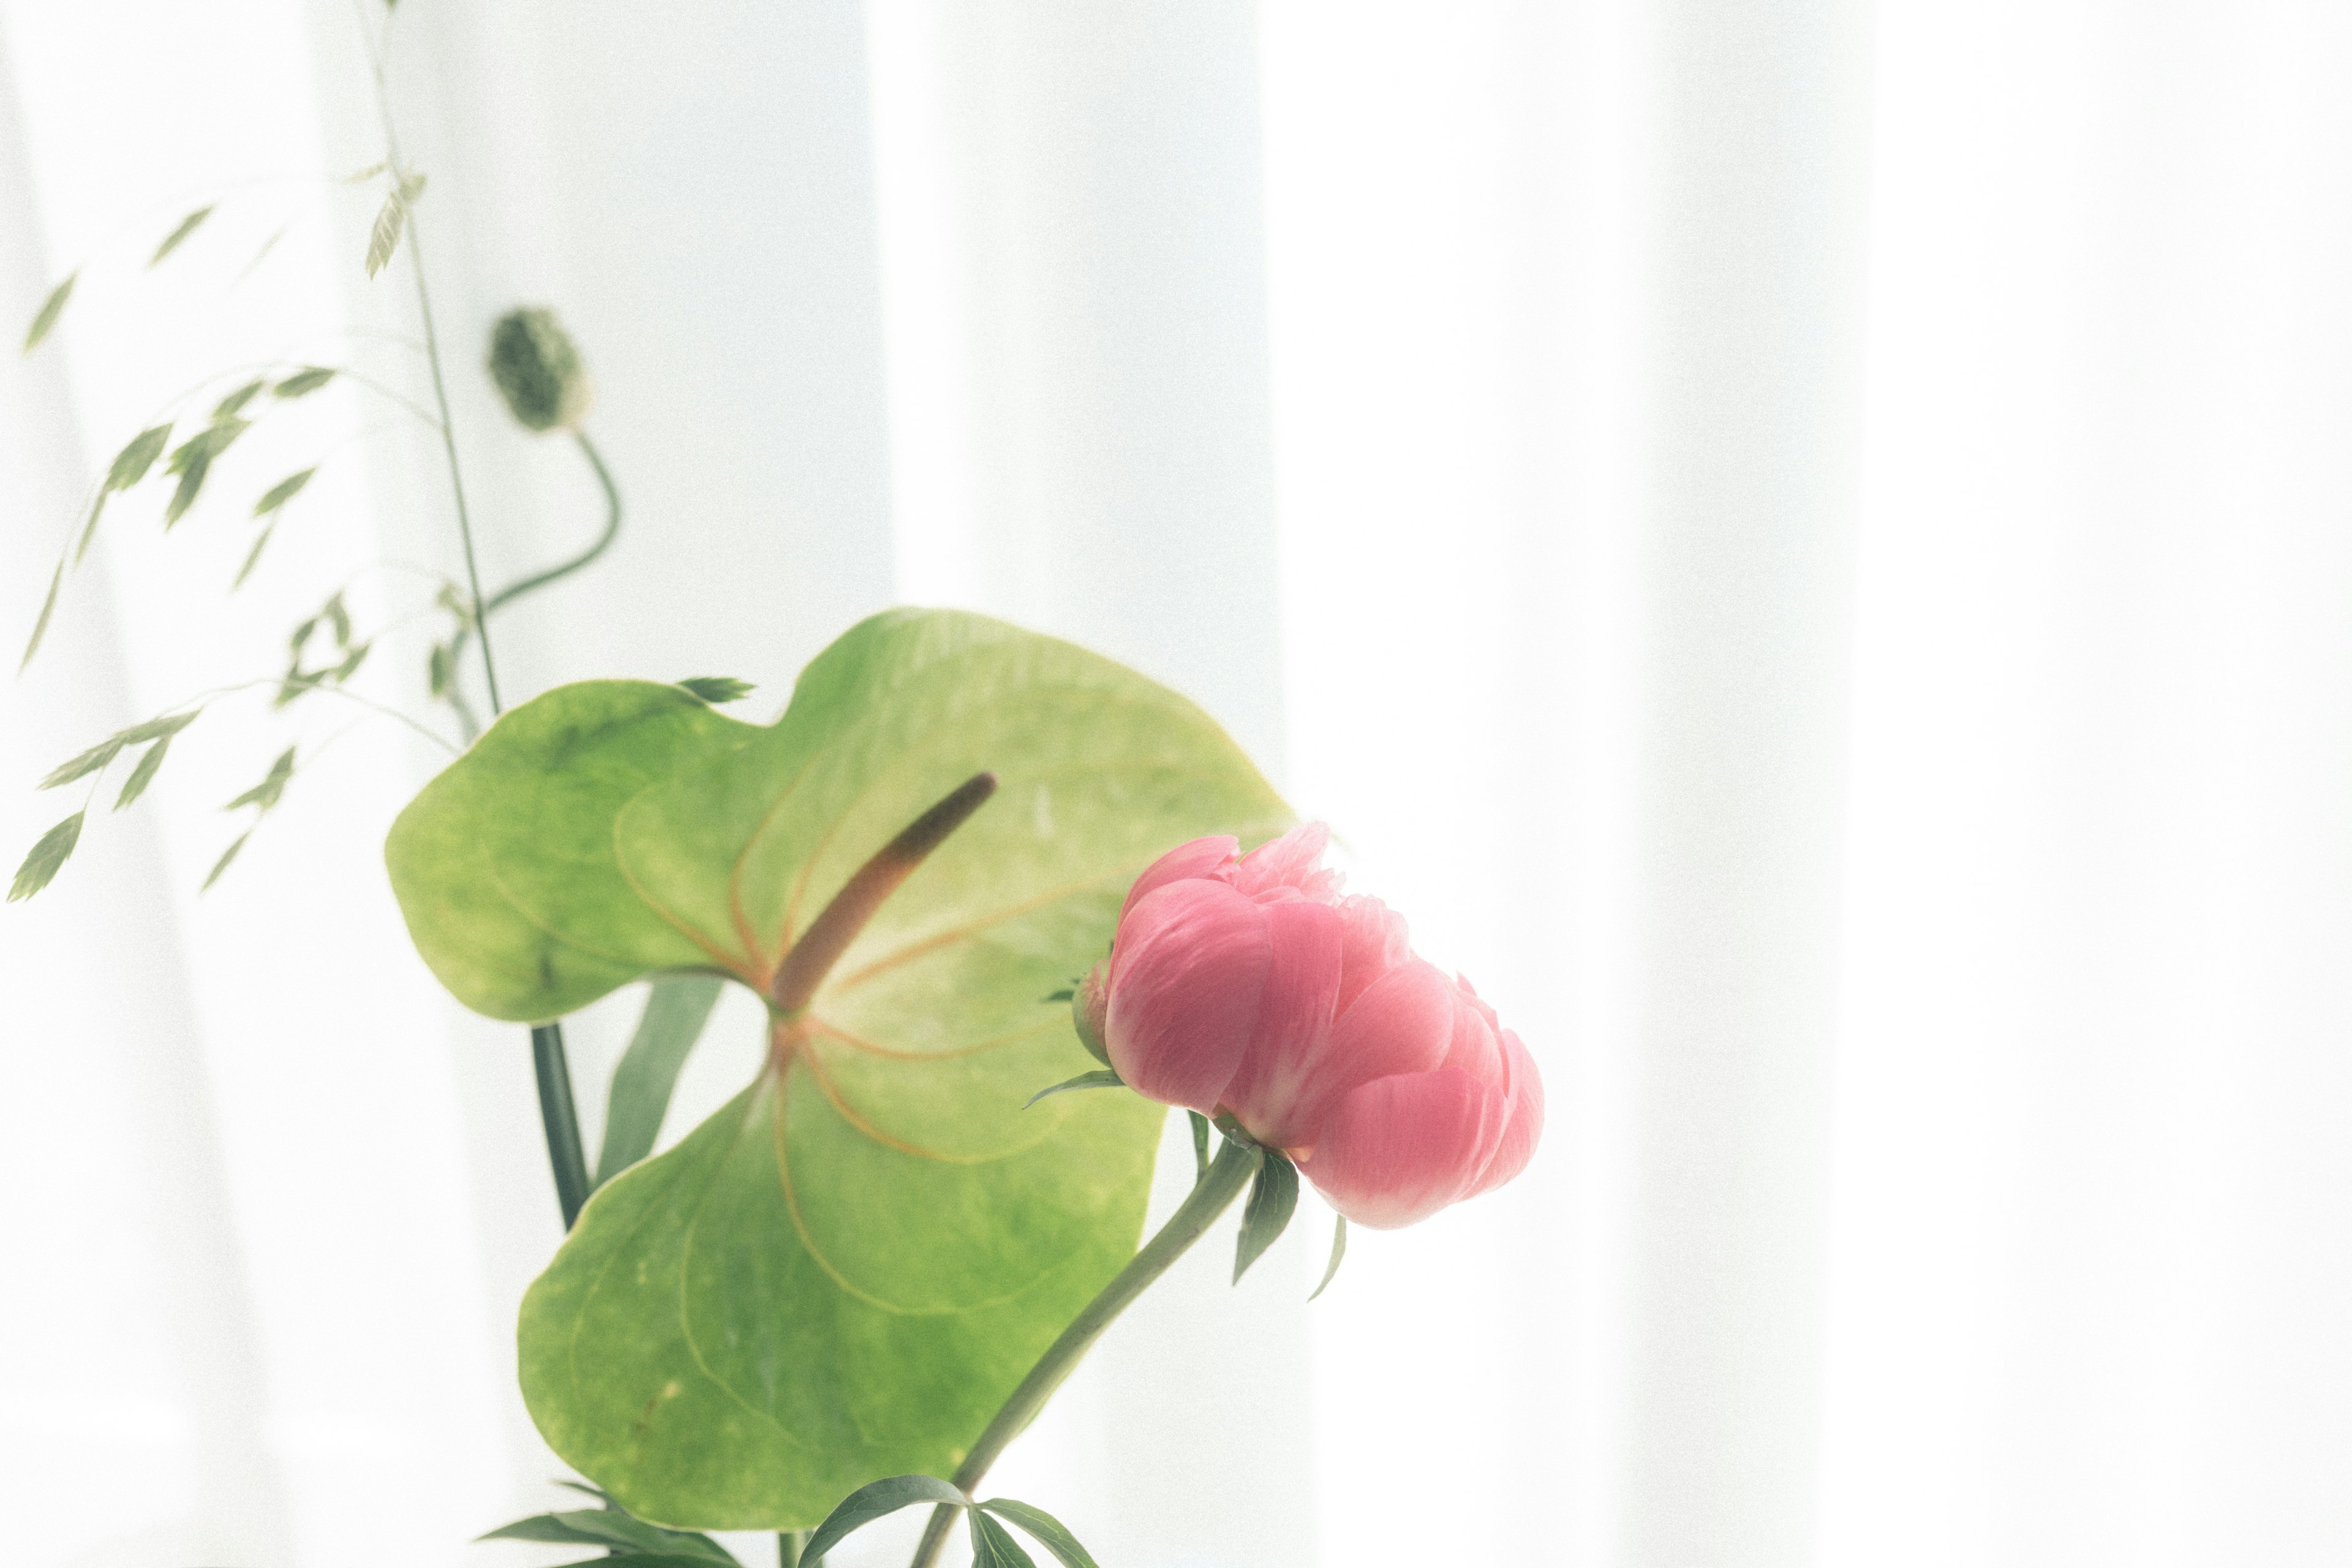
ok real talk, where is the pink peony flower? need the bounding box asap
[1074,824,1542,1229]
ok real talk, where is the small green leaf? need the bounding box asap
[1041,987,1074,1003]
[148,205,214,267]
[105,423,173,490]
[233,523,276,589]
[118,710,200,744]
[331,639,371,682]
[978,1500,1102,1568]
[594,974,724,1187]
[802,1475,969,1564]
[341,162,388,184]
[202,828,252,891]
[234,224,289,283]
[426,641,452,696]
[164,450,209,527]
[274,366,337,398]
[226,747,296,812]
[114,735,173,810]
[23,271,74,353]
[478,1510,734,1565]
[324,591,351,647]
[1234,1147,1298,1284]
[75,492,107,565]
[1023,1068,1125,1110]
[364,190,406,277]
[9,812,83,901]
[20,559,62,671]
[1308,1213,1348,1302]
[1189,1109,1212,1180]
[162,418,249,528]
[398,171,428,203]
[40,736,124,790]
[676,676,754,704]
[970,1509,1039,1568]
[212,379,266,420]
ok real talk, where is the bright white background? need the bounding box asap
[4,2,2351,1566]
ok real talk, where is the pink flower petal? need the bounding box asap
[1278,956,1457,1145]
[1235,821,1344,902]
[1464,1030,1544,1197]
[1103,880,1270,1114]
[1334,895,1410,1015]
[1119,835,1239,922]
[1301,1067,1503,1229]
[1217,898,1345,1147]
[1438,974,1506,1085]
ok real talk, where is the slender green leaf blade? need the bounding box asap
[477,1516,614,1547]
[594,974,724,1187]
[114,735,173,810]
[148,204,214,266]
[677,676,755,704]
[21,559,62,671]
[978,1500,1102,1568]
[164,449,208,526]
[1309,1213,1348,1301]
[118,710,199,744]
[1189,1109,1212,1179]
[254,467,315,516]
[395,611,1295,1526]
[233,522,276,589]
[226,747,295,811]
[364,191,405,277]
[75,491,107,564]
[202,828,252,891]
[273,366,336,398]
[212,378,266,420]
[1023,1068,1124,1110]
[970,1510,1039,1568]
[23,271,74,353]
[39,736,123,790]
[105,424,173,490]
[801,1474,968,1564]
[10,812,83,901]
[1234,1148,1299,1283]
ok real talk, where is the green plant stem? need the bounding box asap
[443,429,622,729]
[400,221,501,714]
[778,1529,814,1567]
[484,431,621,614]
[361,5,587,1230]
[906,1137,1263,1568]
[533,1023,592,1229]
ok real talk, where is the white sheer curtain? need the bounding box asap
[6,2,2352,1567]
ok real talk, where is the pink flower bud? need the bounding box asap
[1092,824,1542,1229]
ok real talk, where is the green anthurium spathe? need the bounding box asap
[385,608,1292,1528]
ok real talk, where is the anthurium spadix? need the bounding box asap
[385,609,1291,1528]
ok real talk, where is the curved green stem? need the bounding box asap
[442,429,622,745]
[907,1137,1262,1568]
[483,431,621,615]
